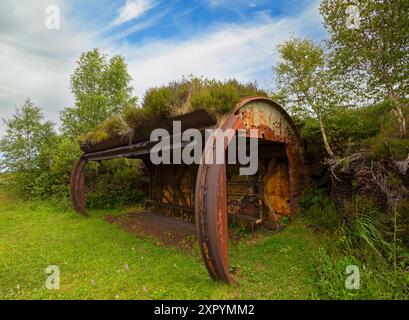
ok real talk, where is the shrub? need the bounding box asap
[84,158,147,209]
[305,193,409,299]
[299,187,340,231]
[297,117,326,157]
[296,101,397,159]
[7,171,39,199]
[5,136,147,209]
[369,129,409,160]
[366,100,409,161]
[191,79,266,115]
[122,105,149,128]
[142,86,175,119]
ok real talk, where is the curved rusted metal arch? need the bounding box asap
[70,157,88,215]
[194,96,304,283]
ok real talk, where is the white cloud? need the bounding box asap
[208,0,262,9]
[106,0,324,98]
[0,0,96,133]
[0,0,324,136]
[112,0,156,26]
[104,9,169,45]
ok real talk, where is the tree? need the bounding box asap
[272,37,344,158]
[0,99,55,172]
[60,49,137,137]
[320,0,409,134]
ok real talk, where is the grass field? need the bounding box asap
[0,189,326,300]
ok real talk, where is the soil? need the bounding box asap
[106,212,197,250]
[106,211,271,251]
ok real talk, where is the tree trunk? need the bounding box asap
[386,83,406,135]
[319,117,335,159]
[392,105,406,135]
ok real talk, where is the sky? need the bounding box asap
[0,0,326,134]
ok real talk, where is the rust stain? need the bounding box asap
[264,159,291,217]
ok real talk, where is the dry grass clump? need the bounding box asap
[80,114,133,146]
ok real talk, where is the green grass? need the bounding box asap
[0,192,324,300]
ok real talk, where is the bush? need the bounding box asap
[122,105,149,128]
[190,79,265,115]
[327,103,391,155]
[7,171,40,199]
[357,100,409,161]
[369,127,409,160]
[84,158,147,209]
[142,86,175,119]
[297,117,326,157]
[296,101,397,160]
[5,136,147,209]
[299,187,340,231]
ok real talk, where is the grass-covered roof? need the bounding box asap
[80,77,267,149]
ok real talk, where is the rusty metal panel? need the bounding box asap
[227,163,260,217]
[263,158,291,217]
[147,163,196,220]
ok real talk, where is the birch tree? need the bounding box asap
[272,38,343,158]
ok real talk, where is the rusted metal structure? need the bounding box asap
[70,96,305,283]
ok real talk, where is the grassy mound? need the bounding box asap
[80,77,267,148]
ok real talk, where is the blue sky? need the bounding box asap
[0,0,325,133]
[73,0,319,43]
